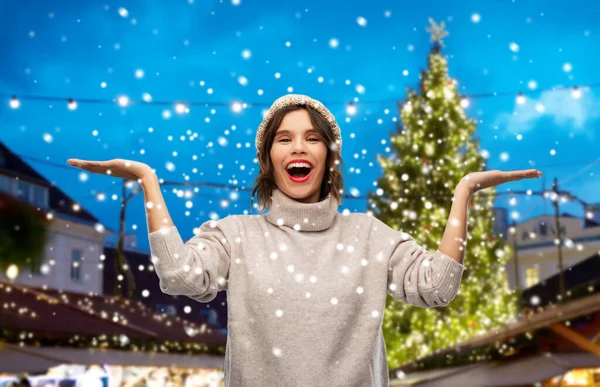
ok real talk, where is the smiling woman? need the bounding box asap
[251,97,346,210]
[269,110,328,203]
[67,93,529,387]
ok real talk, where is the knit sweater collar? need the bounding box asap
[265,188,339,231]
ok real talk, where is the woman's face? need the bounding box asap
[269,109,328,203]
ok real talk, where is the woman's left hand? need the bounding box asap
[457,169,542,197]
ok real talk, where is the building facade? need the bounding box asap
[503,212,600,291]
[0,142,112,294]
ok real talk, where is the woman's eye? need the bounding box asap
[279,138,319,142]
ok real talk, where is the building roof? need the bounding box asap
[0,280,227,351]
[0,141,110,230]
[521,251,600,308]
[391,291,600,376]
[391,352,600,387]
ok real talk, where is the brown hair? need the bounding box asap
[251,105,345,212]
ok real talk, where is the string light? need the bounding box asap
[67,98,78,110]
[0,282,220,356]
[9,95,20,109]
[174,102,188,114]
[117,95,130,107]
[346,101,357,116]
[460,98,470,108]
[3,83,598,111]
[231,101,243,113]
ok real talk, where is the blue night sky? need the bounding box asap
[1,0,599,252]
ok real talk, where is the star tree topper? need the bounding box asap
[426,18,449,48]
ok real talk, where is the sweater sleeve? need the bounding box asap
[148,219,232,303]
[370,216,465,309]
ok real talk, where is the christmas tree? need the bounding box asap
[371,19,520,368]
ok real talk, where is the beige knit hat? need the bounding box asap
[255,94,342,156]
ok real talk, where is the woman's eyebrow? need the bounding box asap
[275,129,318,135]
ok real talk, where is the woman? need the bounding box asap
[68,94,541,387]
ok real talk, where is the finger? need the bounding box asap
[70,160,106,173]
[67,158,83,166]
[521,169,542,178]
[509,169,541,180]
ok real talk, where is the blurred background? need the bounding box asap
[0,0,599,386]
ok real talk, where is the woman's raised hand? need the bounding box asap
[457,169,542,197]
[67,158,153,181]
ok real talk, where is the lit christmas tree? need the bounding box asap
[372,19,520,368]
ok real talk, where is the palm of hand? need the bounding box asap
[67,158,152,181]
[458,169,542,196]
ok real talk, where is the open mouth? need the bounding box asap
[285,163,313,182]
[287,166,312,179]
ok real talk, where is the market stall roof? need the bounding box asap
[0,281,154,339]
[390,352,600,387]
[36,285,225,344]
[0,343,224,373]
[452,291,600,351]
[390,292,600,386]
[0,281,227,351]
[392,291,600,375]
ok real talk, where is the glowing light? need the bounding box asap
[117,96,130,107]
[346,102,357,116]
[67,99,78,110]
[232,101,243,113]
[9,96,20,109]
[6,264,18,280]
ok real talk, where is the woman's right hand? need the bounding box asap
[67,158,153,181]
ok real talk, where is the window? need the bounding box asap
[71,249,82,282]
[31,260,42,276]
[0,175,11,193]
[16,180,31,201]
[525,266,539,287]
[32,185,47,208]
[539,222,547,236]
[7,179,48,208]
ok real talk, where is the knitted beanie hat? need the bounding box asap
[255,94,342,156]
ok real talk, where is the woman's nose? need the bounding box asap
[291,140,307,154]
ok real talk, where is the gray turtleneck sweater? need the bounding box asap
[148,188,465,387]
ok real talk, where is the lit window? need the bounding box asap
[525,266,539,287]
